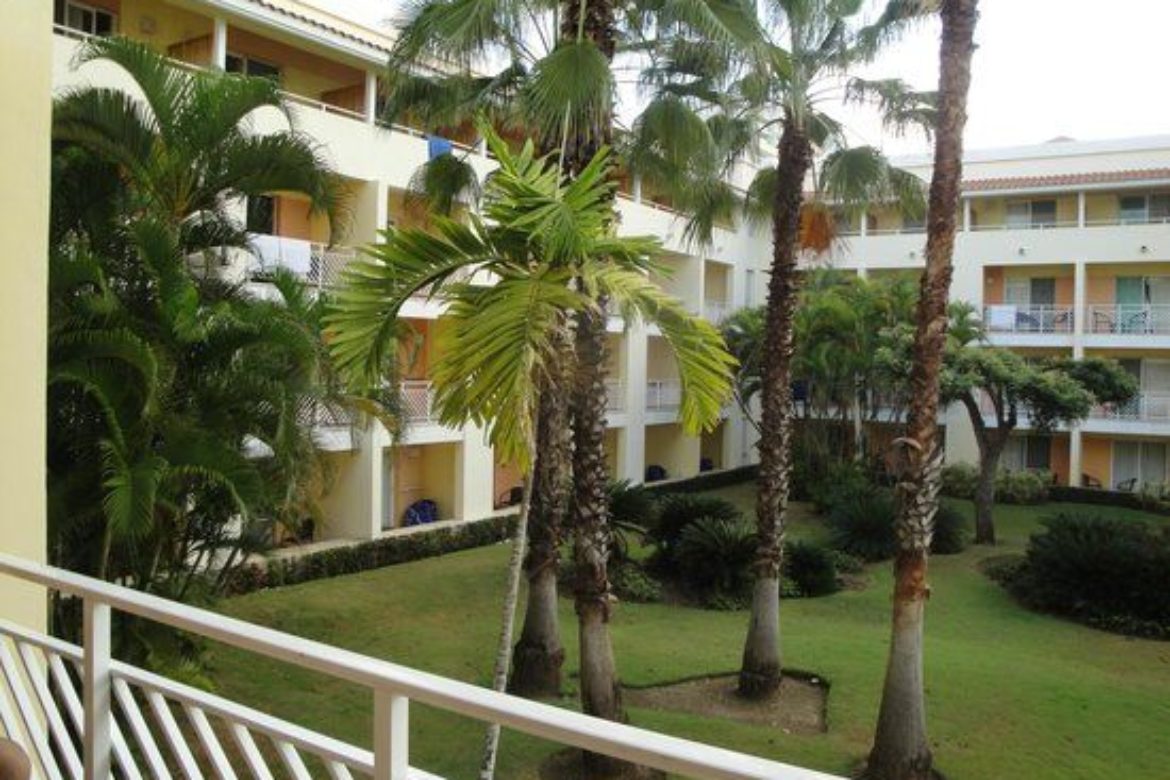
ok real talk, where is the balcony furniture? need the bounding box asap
[1051,309,1073,331]
[403,498,439,526]
[1082,474,1103,489]
[0,739,30,780]
[700,457,714,472]
[1092,308,1115,333]
[1116,477,1137,493]
[1119,308,1149,334]
[645,464,668,482]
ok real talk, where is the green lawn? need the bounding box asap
[209,489,1170,779]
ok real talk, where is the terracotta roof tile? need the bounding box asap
[244,0,394,55]
[963,167,1170,192]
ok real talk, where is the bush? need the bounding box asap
[607,480,656,527]
[931,503,969,555]
[652,494,742,550]
[809,461,872,514]
[997,469,1050,504]
[224,514,517,595]
[941,462,979,500]
[783,541,839,597]
[826,487,897,562]
[609,561,663,603]
[674,516,756,600]
[1001,513,1170,638]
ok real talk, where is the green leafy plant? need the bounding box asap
[674,516,756,601]
[651,494,743,552]
[1000,513,1170,639]
[783,541,840,597]
[930,503,970,555]
[826,488,898,562]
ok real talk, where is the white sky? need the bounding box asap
[314,0,1170,157]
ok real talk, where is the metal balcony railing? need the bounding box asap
[1090,392,1170,423]
[646,379,682,411]
[605,379,625,412]
[983,304,1075,334]
[0,554,839,780]
[401,381,437,423]
[1086,304,1170,335]
[703,300,732,324]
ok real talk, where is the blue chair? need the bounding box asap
[403,499,439,526]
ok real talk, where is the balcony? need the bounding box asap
[646,379,682,412]
[401,380,437,423]
[250,235,357,290]
[1085,393,1170,435]
[0,554,831,780]
[1086,304,1170,335]
[983,304,1075,334]
[703,300,733,324]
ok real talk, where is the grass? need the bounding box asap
[209,488,1170,779]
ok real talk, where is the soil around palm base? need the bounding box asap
[624,673,827,734]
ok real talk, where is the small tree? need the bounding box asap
[943,336,1136,545]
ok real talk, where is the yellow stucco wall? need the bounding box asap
[1,0,51,630]
[1081,435,1113,488]
[1050,436,1071,486]
[645,424,699,480]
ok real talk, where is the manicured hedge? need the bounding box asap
[1048,486,1170,515]
[641,465,758,496]
[225,514,517,595]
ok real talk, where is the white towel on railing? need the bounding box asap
[249,234,313,276]
[987,305,1016,331]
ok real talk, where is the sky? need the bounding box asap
[314,0,1170,158]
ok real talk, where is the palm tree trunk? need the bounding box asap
[479,462,537,779]
[572,303,631,779]
[510,341,572,696]
[867,2,978,778]
[739,120,811,699]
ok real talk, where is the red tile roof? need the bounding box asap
[963,167,1170,192]
[244,0,394,55]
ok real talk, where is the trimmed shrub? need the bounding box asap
[224,514,517,595]
[941,462,979,500]
[674,516,756,601]
[826,488,897,562]
[783,541,839,597]
[652,494,742,551]
[828,549,864,575]
[997,469,1050,504]
[999,513,1170,638]
[931,503,969,555]
[609,562,663,603]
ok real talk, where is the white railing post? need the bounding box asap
[373,691,409,780]
[83,600,112,780]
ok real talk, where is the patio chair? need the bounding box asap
[1081,474,1102,489]
[645,464,668,482]
[1115,477,1137,493]
[1051,309,1073,332]
[1015,310,1041,332]
[1092,309,1115,334]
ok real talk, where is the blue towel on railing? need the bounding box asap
[427,136,453,159]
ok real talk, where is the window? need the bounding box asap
[225,53,282,82]
[1006,199,1057,229]
[1003,436,1051,472]
[1113,441,1167,490]
[54,0,116,36]
[246,196,276,235]
[1118,192,1170,224]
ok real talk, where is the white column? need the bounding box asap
[962,198,972,232]
[211,17,228,70]
[83,601,112,780]
[458,424,495,520]
[632,175,643,204]
[859,209,869,237]
[1069,427,1083,487]
[1073,261,1086,358]
[623,320,648,483]
[1077,191,1087,228]
[364,71,378,125]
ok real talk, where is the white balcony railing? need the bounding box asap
[605,379,625,412]
[1090,392,1170,423]
[646,379,682,412]
[401,380,437,423]
[983,304,1075,334]
[0,554,838,780]
[1086,304,1170,335]
[703,300,732,324]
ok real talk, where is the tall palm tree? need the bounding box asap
[630,0,933,698]
[326,129,734,777]
[866,1,979,778]
[384,0,635,702]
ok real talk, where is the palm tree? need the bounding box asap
[53,36,343,253]
[47,36,378,624]
[326,129,734,777]
[630,0,933,698]
[865,1,979,778]
[384,0,636,702]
